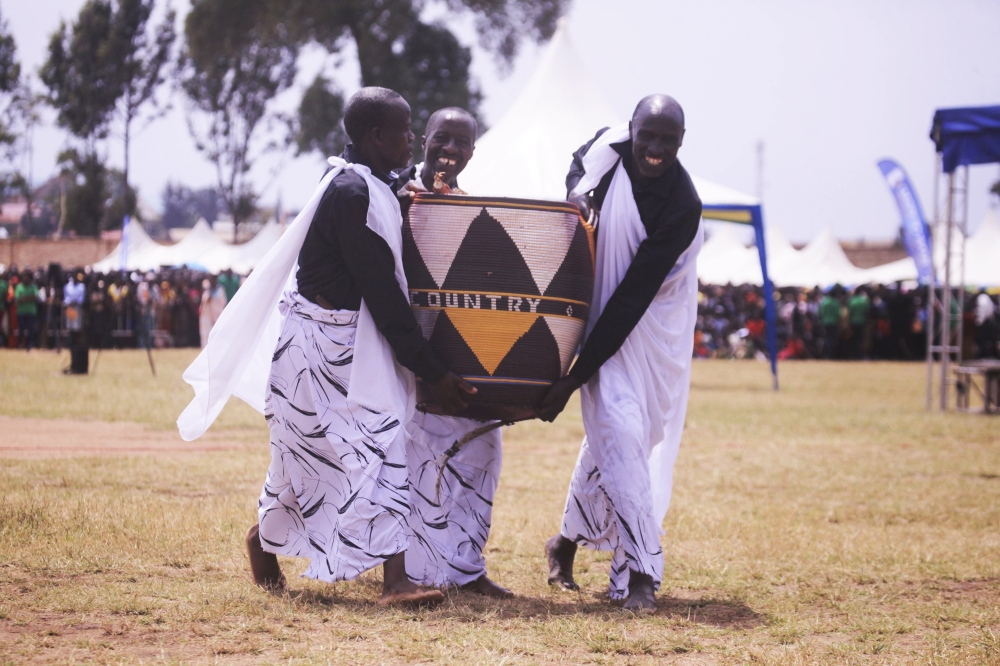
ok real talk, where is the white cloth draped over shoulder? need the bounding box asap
[177,156,415,441]
[573,121,703,527]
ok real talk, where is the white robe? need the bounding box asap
[399,166,504,587]
[558,123,703,599]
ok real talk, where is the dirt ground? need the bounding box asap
[0,415,252,458]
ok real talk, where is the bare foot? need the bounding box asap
[461,575,514,598]
[622,571,656,614]
[379,552,445,608]
[545,534,579,591]
[245,524,286,592]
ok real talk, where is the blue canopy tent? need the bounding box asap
[690,177,779,390]
[926,105,1000,410]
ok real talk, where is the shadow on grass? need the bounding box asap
[280,583,763,628]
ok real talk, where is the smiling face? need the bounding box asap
[629,97,685,180]
[420,111,477,188]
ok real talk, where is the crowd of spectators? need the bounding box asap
[696,282,1000,361]
[3,264,999,364]
[0,265,242,351]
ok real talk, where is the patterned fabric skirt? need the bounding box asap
[404,413,502,587]
[257,293,410,582]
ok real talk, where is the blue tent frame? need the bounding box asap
[700,203,778,390]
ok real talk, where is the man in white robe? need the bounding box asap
[395,108,512,598]
[178,87,475,607]
[536,95,703,613]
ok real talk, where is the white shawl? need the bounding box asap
[572,122,704,525]
[177,157,415,441]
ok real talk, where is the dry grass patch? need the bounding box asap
[0,350,998,664]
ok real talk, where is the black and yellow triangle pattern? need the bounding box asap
[403,193,595,420]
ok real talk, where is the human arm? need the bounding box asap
[334,188,476,412]
[569,201,702,384]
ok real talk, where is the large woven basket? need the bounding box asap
[403,193,595,421]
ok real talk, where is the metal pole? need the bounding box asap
[957,165,968,366]
[926,152,940,411]
[940,171,954,411]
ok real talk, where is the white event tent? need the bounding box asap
[861,209,1000,287]
[91,218,284,274]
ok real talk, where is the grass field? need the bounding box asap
[0,349,998,665]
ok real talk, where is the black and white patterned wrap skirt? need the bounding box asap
[257,292,410,582]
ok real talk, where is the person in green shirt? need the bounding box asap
[847,288,871,359]
[218,269,240,304]
[15,271,40,350]
[819,287,842,359]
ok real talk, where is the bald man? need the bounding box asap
[394,108,513,598]
[536,95,704,613]
[245,88,474,607]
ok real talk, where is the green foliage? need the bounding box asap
[293,75,347,158]
[53,148,137,236]
[40,0,174,225]
[108,0,177,187]
[354,17,482,159]
[40,1,120,143]
[444,0,569,65]
[181,0,297,236]
[259,0,562,159]
[0,5,19,96]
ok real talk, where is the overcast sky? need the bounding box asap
[7,0,1000,242]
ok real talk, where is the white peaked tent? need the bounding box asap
[91,218,163,272]
[149,218,230,269]
[962,208,1000,287]
[861,208,1000,287]
[200,220,284,274]
[91,219,284,274]
[459,20,619,199]
[697,225,762,286]
[774,228,868,288]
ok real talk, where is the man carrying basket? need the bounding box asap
[395,107,514,598]
[537,95,704,613]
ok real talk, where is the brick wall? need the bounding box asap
[0,238,118,270]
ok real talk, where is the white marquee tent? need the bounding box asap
[91,218,284,274]
[861,209,1000,287]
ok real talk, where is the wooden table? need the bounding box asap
[954,360,1000,414]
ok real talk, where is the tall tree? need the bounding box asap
[42,0,175,228]
[180,0,296,241]
[108,0,176,214]
[211,0,565,160]
[0,2,21,153]
[40,1,120,150]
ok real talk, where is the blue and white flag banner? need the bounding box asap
[119,214,130,271]
[877,159,934,285]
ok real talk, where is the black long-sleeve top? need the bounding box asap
[565,128,702,383]
[296,145,448,384]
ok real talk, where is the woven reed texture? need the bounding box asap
[403,193,595,421]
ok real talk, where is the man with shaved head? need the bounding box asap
[394,108,514,598]
[536,95,704,613]
[242,87,475,607]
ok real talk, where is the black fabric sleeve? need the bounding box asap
[565,127,610,196]
[569,201,702,384]
[334,189,449,384]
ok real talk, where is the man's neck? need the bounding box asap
[345,144,392,181]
